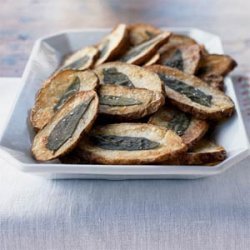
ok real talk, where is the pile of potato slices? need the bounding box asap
[30,23,237,165]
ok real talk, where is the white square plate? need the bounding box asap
[0,28,249,179]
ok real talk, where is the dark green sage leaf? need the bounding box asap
[90,135,160,151]
[167,111,191,136]
[100,95,142,106]
[103,68,134,87]
[163,49,184,71]
[158,73,212,107]
[64,55,89,70]
[47,97,93,151]
[54,77,80,111]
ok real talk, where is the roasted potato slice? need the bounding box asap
[197,54,237,77]
[77,123,187,164]
[147,65,235,120]
[158,44,201,74]
[59,46,99,71]
[119,32,171,65]
[30,69,98,130]
[32,91,99,161]
[164,139,226,165]
[95,62,164,93]
[148,106,208,148]
[95,24,129,66]
[98,84,165,120]
[128,23,162,46]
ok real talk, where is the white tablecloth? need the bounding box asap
[0,78,250,250]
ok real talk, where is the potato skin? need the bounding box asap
[32,91,99,161]
[30,69,98,131]
[95,62,165,94]
[163,139,227,165]
[78,123,187,165]
[158,44,201,74]
[146,65,235,120]
[197,54,237,77]
[148,107,209,148]
[98,84,165,121]
[119,32,171,65]
[95,24,129,66]
[59,46,99,71]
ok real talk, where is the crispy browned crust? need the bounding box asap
[77,123,187,165]
[94,62,164,94]
[159,34,198,54]
[197,54,237,77]
[95,24,129,66]
[144,53,160,66]
[163,139,227,165]
[98,84,165,120]
[158,44,201,74]
[119,32,171,65]
[148,106,209,148]
[30,69,99,131]
[58,46,99,71]
[146,65,235,120]
[32,91,99,161]
[128,23,162,46]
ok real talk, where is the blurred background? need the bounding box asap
[0,0,248,76]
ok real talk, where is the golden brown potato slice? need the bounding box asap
[119,32,171,65]
[98,84,165,120]
[95,24,129,66]
[164,139,226,165]
[148,106,208,148]
[95,62,164,93]
[59,46,99,71]
[77,123,187,165]
[30,70,98,130]
[128,23,162,46]
[158,44,201,74]
[197,54,237,77]
[32,91,98,161]
[146,65,235,120]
